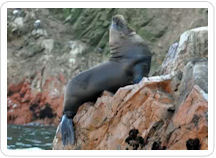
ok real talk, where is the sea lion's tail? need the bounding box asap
[60,114,75,146]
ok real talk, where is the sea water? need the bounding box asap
[7,124,57,150]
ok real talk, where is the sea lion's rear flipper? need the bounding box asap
[60,114,75,146]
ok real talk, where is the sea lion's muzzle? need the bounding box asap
[110,15,134,36]
[110,15,126,31]
[110,20,124,31]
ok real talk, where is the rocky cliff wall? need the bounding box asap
[7,8,207,126]
[56,8,207,72]
[52,27,208,150]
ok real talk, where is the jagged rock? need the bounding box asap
[52,27,208,150]
[53,74,175,150]
[173,59,208,110]
[7,9,208,149]
[167,85,208,150]
[159,26,208,75]
[52,74,207,150]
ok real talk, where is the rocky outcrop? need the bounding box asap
[7,9,106,125]
[7,74,65,125]
[159,27,208,75]
[53,26,208,150]
[7,9,207,126]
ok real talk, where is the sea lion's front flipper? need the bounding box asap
[60,114,75,146]
[133,64,145,84]
[133,56,152,84]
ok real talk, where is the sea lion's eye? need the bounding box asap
[113,17,121,26]
[117,20,124,29]
[116,20,119,26]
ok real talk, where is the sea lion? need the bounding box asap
[60,14,152,146]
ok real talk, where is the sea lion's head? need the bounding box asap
[110,15,134,36]
[109,15,145,56]
[109,15,135,47]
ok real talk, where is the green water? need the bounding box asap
[7,124,57,150]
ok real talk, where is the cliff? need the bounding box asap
[6,8,208,150]
[52,27,208,150]
[7,8,207,126]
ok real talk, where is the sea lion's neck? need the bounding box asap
[109,24,150,61]
[109,33,146,61]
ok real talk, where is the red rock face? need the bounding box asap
[7,73,65,125]
[168,85,208,150]
[52,74,208,150]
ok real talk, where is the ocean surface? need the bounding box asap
[7,124,57,150]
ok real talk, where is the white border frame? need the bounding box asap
[0,0,215,157]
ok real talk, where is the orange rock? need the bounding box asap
[53,71,208,150]
[53,74,177,150]
[167,85,208,150]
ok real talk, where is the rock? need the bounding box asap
[52,74,207,150]
[7,74,65,125]
[159,27,208,75]
[52,27,208,150]
[62,8,207,73]
[41,39,54,54]
[7,8,208,95]
[13,9,21,17]
[34,19,41,29]
[167,85,208,150]
[13,17,24,29]
[7,8,208,77]
[68,40,87,57]
[53,74,174,150]
[17,43,45,58]
[6,9,208,149]
[174,59,208,110]
[8,17,24,36]
[32,28,48,38]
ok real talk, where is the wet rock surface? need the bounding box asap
[53,26,208,150]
